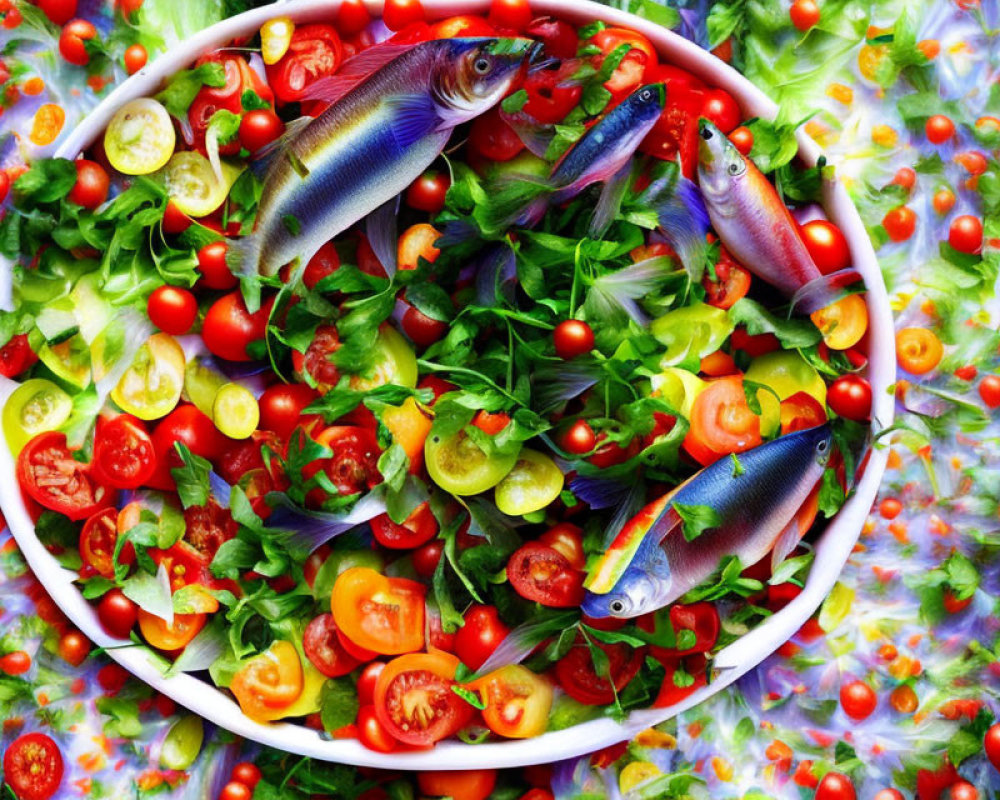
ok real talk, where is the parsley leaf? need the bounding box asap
[674,502,722,542]
[171,442,212,508]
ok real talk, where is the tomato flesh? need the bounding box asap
[374,652,471,746]
[331,567,425,655]
[507,543,585,608]
[555,638,644,705]
[17,431,115,521]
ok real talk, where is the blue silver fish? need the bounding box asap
[582,424,832,619]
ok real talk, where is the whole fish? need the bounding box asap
[231,38,538,279]
[581,423,832,619]
[482,83,666,234]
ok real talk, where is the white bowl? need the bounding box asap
[0,0,895,769]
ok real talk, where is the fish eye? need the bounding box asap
[728,162,742,175]
[473,56,492,75]
[817,439,829,453]
[700,126,714,140]
[639,88,653,101]
[609,599,627,615]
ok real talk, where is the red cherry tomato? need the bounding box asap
[202,292,273,362]
[308,425,382,499]
[555,637,643,705]
[700,88,741,133]
[162,201,191,235]
[815,772,856,800]
[882,206,917,242]
[525,17,578,60]
[828,374,872,421]
[702,248,751,309]
[980,375,1000,408]
[383,0,424,31]
[92,415,157,489]
[335,0,371,35]
[147,404,227,489]
[38,0,77,25]
[59,19,96,66]
[639,81,704,177]
[949,783,978,800]
[488,0,532,31]
[412,540,443,578]
[258,383,319,438]
[507,543,585,608]
[231,762,261,787]
[790,0,820,30]
[948,214,983,255]
[238,109,285,154]
[925,114,954,144]
[3,732,64,800]
[559,419,596,455]
[522,66,582,124]
[638,602,720,660]
[371,502,438,550]
[123,43,147,74]
[357,661,386,706]
[405,170,450,214]
[401,304,448,349]
[454,604,510,671]
[729,125,753,154]
[266,24,343,104]
[469,106,524,161]
[303,613,364,678]
[419,771,498,800]
[17,432,115,520]
[220,782,252,800]
[839,679,877,720]
[292,324,342,389]
[147,285,198,335]
[196,241,237,290]
[67,159,109,209]
[654,654,707,707]
[0,333,38,377]
[553,319,594,359]
[984,722,1000,770]
[800,219,851,274]
[357,704,397,752]
[97,588,138,639]
[0,650,31,675]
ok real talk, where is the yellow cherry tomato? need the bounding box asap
[104,98,175,175]
[261,16,294,64]
[111,333,186,421]
[810,294,868,350]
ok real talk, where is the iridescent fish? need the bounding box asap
[482,83,666,234]
[582,424,832,619]
[696,119,859,312]
[230,38,538,280]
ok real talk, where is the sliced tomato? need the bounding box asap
[370,501,438,549]
[537,523,585,570]
[683,375,763,466]
[2,731,64,800]
[639,82,704,177]
[150,540,221,594]
[79,507,133,578]
[555,637,644,705]
[780,391,828,434]
[230,640,304,722]
[305,425,382,504]
[292,324,342,391]
[183,500,237,562]
[472,665,553,739]
[17,431,115,521]
[702,248,751,309]
[92,414,156,489]
[638,602,720,661]
[266,24,343,104]
[331,567,425,655]
[521,65,582,124]
[373,651,471,746]
[507,543,584,608]
[303,613,363,677]
[138,609,206,652]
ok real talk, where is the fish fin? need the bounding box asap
[585,495,678,594]
[588,161,633,238]
[769,484,820,573]
[436,219,480,246]
[385,93,441,149]
[477,178,552,234]
[645,174,710,281]
[248,116,313,179]
[365,195,400,277]
[225,232,262,278]
[475,611,577,675]
[300,43,418,105]
[789,268,864,315]
[500,108,556,158]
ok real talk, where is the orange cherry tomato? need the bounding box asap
[418,770,498,800]
[810,294,868,350]
[683,375,762,466]
[895,327,943,375]
[780,391,827,434]
[331,567,425,655]
[137,609,206,652]
[472,665,553,739]
[229,640,304,722]
[728,125,753,155]
[397,222,441,270]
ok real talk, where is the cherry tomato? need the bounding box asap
[258,383,318,439]
[59,19,96,66]
[933,188,956,215]
[406,170,450,214]
[357,661,385,706]
[488,0,532,31]
[3,732,64,800]
[815,772,856,800]
[948,214,983,255]
[559,419,596,455]
[374,651,470,745]
[800,219,851,274]
[639,79,704,176]
[303,613,363,677]
[539,522,585,569]
[507,543,585,608]
[896,327,943,375]
[0,650,31,675]
[183,500,237,562]
[266,24,343,104]
[525,17,578,59]
[162,201,191,234]
[0,333,38,377]
[729,125,753,154]
[555,637,643,705]
[138,609,205,651]
[291,324,342,390]
[383,0,424,31]
[949,783,979,800]
[553,319,594,360]
[220,782,252,800]
[883,206,916,242]
[148,404,228,490]
[454,605,510,671]
[401,304,448,349]
[419,771,498,800]
[332,567,425,655]
[97,588,138,639]
[335,0,371,35]
[780,391,827,434]
[357,704,397,752]
[308,425,382,500]
[839,679,877,720]
[202,292,273,362]
[147,285,197,335]
[412,540,443,579]
[588,434,638,469]
[430,15,497,39]
[654,654,707,707]
[123,43,147,74]
[790,0,820,30]
[371,502,438,549]
[873,790,904,800]
[471,410,510,436]
[700,88,740,133]
[239,109,284,154]
[469,106,524,161]
[230,640,304,722]
[196,241,237,290]
[925,114,954,144]
[703,249,751,309]
[67,159,109,209]
[684,376,762,465]
[979,375,1000,408]
[522,66,582,124]
[38,0,77,25]
[17,431,114,520]
[828,374,872,421]
[984,722,1000,770]
[58,631,89,666]
[639,602,720,660]
[92,414,156,490]
[230,763,261,789]
[590,28,656,103]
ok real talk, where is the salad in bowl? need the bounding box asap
[0,0,891,765]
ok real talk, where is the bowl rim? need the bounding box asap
[0,0,895,769]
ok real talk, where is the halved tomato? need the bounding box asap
[554,637,644,705]
[373,651,471,746]
[230,640,305,722]
[303,613,363,677]
[138,609,206,652]
[92,414,156,489]
[80,507,133,578]
[780,391,828,434]
[17,431,115,521]
[370,501,438,549]
[331,567,425,655]
[683,375,762,466]
[472,665,553,739]
[507,543,585,608]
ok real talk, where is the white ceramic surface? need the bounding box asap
[0,0,895,769]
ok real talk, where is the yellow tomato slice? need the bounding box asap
[111,333,186,421]
[261,16,294,64]
[229,640,304,722]
[212,382,259,439]
[157,151,241,218]
[104,98,176,175]
[493,449,564,517]
[811,294,868,350]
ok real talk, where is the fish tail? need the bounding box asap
[648,175,710,281]
[789,268,864,314]
[479,178,553,233]
[225,233,263,278]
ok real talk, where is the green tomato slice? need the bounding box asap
[104,98,176,176]
[494,448,564,517]
[212,382,260,440]
[110,333,186,421]
[159,714,204,771]
[425,429,519,496]
[2,379,73,455]
[350,325,418,391]
[156,151,241,218]
[184,357,228,418]
[36,333,92,388]
[650,303,734,367]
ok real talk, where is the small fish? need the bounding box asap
[231,38,538,279]
[696,120,859,311]
[483,83,666,234]
[582,423,832,619]
[639,171,710,280]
